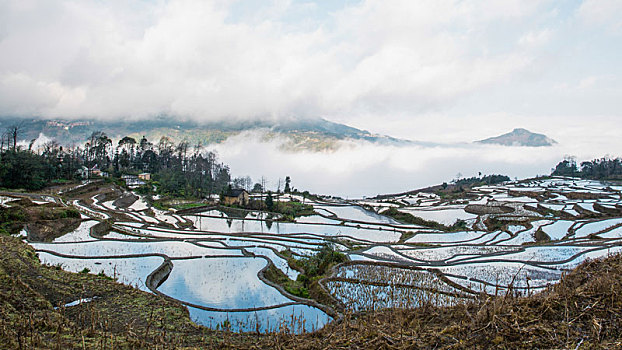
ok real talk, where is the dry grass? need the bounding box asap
[2,239,622,349]
[248,253,622,349]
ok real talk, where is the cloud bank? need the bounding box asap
[0,0,620,137]
[213,123,622,198]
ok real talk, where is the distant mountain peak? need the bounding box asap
[477,128,556,147]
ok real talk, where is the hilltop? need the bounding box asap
[476,128,556,147]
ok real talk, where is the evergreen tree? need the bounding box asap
[265,191,274,211]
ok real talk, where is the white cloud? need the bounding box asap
[0,0,619,146]
[213,116,622,197]
[577,0,622,30]
[0,0,565,120]
[518,29,553,47]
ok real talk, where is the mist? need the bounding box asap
[213,126,622,198]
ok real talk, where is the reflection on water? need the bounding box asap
[186,214,401,242]
[32,240,241,258]
[187,304,331,333]
[157,257,291,309]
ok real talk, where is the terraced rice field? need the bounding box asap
[10,176,622,333]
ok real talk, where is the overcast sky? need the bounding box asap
[0,0,620,141]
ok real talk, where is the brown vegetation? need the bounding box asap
[0,197,81,241]
[251,253,622,349]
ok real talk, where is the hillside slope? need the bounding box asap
[2,215,622,348]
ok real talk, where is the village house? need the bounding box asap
[221,188,249,206]
[90,165,102,177]
[121,174,145,188]
[76,166,89,179]
[138,172,151,181]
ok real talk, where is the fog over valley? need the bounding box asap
[212,119,622,197]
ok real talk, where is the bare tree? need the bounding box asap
[193,141,203,157]
[0,131,6,151]
[6,122,24,152]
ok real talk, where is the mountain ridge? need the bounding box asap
[0,116,410,151]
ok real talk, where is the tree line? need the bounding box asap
[551,156,622,180]
[0,128,239,196]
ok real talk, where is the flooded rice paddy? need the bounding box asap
[11,177,622,332]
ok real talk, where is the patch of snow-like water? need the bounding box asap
[128,197,149,211]
[57,297,97,309]
[52,220,99,242]
[360,246,413,263]
[314,205,402,225]
[406,231,488,244]
[563,209,580,217]
[72,200,110,220]
[101,200,116,210]
[14,228,28,238]
[598,226,622,239]
[574,218,622,238]
[500,220,552,245]
[541,220,574,240]
[152,208,179,225]
[131,211,159,224]
[398,207,477,226]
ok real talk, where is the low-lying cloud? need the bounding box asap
[213,124,622,198]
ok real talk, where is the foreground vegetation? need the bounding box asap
[265,245,346,302]
[3,224,622,349]
[0,234,216,348]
